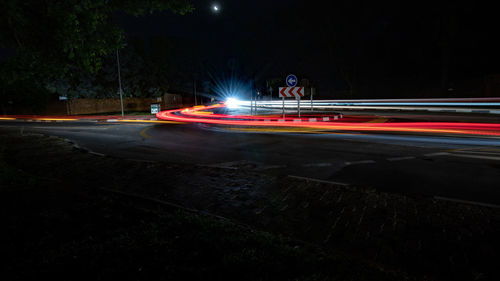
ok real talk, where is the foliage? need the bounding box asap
[0,0,194,84]
[2,79,52,113]
[42,35,199,99]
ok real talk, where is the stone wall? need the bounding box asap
[52,94,183,115]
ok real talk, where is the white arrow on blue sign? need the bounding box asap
[286,74,298,87]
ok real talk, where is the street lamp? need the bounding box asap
[116,49,124,117]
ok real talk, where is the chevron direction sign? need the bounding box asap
[279,87,304,99]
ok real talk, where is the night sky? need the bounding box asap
[120,0,290,50]
[118,1,500,98]
[3,1,498,98]
[119,0,293,78]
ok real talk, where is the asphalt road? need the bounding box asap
[2,116,500,206]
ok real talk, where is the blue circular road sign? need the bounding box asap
[286,74,298,87]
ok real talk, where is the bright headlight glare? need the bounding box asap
[226,97,240,109]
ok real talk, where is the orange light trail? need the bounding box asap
[37,118,78,121]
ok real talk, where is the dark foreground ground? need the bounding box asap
[1,130,500,280]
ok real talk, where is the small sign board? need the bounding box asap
[279,87,304,98]
[286,74,298,87]
[151,103,161,114]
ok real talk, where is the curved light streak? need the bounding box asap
[157,103,500,136]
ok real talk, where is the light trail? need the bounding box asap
[156,103,500,137]
[180,106,346,121]
[243,100,500,107]
[37,118,78,121]
[116,120,185,124]
[233,98,500,114]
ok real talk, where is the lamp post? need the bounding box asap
[116,49,124,117]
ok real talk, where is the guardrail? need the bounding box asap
[236,98,500,114]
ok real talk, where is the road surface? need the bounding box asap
[2,110,500,205]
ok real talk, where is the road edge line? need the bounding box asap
[288,175,350,187]
[434,196,500,209]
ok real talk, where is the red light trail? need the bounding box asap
[156,103,500,136]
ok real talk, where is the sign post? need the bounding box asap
[282,96,285,118]
[279,86,304,119]
[253,94,255,115]
[310,87,314,112]
[286,74,298,118]
[297,96,301,117]
[251,92,255,115]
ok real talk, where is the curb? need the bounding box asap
[63,138,107,158]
